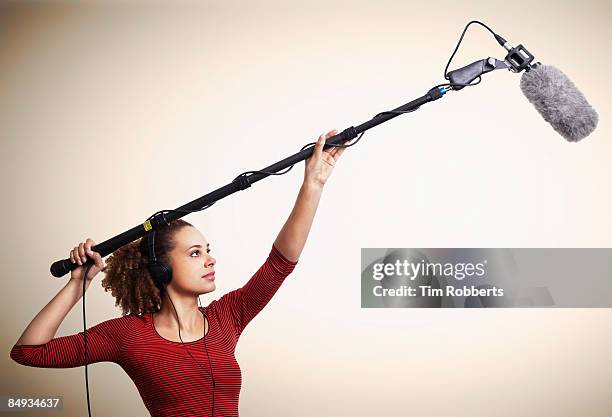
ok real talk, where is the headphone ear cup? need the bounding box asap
[150,262,172,287]
[146,230,172,290]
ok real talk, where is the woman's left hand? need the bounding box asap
[304,129,350,188]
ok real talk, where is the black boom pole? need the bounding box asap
[50,85,448,277]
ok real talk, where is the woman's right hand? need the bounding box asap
[69,238,105,282]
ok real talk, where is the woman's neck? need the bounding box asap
[155,292,202,331]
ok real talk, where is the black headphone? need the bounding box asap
[146,230,172,290]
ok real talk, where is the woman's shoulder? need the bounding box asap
[198,302,220,319]
[92,311,150,333]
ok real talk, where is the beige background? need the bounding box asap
[1,0,611,416]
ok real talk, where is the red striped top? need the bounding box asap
[10,243,298,417]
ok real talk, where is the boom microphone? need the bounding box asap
[445,21,599,143]
[520,63,598,142]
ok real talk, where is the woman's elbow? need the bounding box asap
[9,344,43,367]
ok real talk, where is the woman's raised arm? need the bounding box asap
[273,129,349,262]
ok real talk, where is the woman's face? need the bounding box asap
[167,226,216,296]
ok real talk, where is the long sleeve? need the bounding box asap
[10,317,123,368]
[218,243,298,338]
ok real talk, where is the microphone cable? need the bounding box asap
[142,21,497,224]
[143,80,479,223]
[443,20,499,81]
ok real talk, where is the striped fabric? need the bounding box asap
[10,243,298,417]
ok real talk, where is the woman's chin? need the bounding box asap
[199,284,215,294]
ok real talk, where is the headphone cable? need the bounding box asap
[167,294,216,417]
[81,263,94,417]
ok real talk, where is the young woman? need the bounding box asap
[10,129,349,417]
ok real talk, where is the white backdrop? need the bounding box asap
[1,1,610,416]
